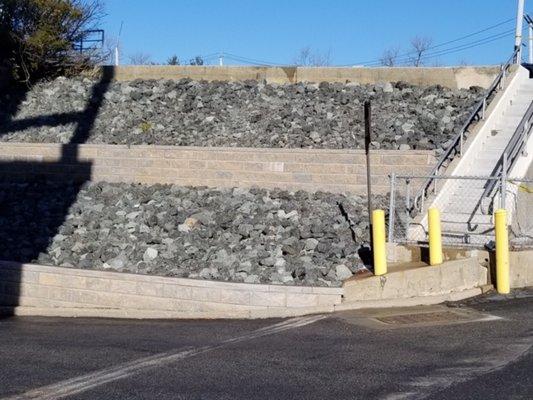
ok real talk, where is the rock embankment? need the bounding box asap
[0,77,482,151]
[0,181,386,286]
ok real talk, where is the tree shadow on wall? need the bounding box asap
[0,68,114,318]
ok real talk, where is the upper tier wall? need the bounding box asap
[103,65,502,89]
[0,144,435,194]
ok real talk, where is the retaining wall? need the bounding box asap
[0,262,342,319]
[510,250,533,288]
[103,65,501,89]
[342,258,488,303]
[0,143,436,194]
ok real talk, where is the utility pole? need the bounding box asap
[515,0,525,63]
[219,52,224,66]
[526,14,533,64]
[115,21,123,66]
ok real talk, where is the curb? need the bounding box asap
[335,287,484,311]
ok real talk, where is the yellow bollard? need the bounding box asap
[494,209,510,294]
[428,207,443,266]
[372,209,387,276]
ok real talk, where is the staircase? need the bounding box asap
[409,64,533,247]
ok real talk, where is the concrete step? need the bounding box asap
[342,258,487,303]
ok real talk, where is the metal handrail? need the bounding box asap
[412,48,520,212]
[465,99,533,229]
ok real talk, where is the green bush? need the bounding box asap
[0,0,105,84]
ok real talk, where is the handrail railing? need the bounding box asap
[465,99,533,229]
[412,48,520,213]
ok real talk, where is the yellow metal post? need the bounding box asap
[372,209,387,276]
[428,207,443,266]
[494,209,510,294]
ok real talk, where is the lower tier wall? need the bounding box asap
[0,262,343,319]
[0,143,436,194]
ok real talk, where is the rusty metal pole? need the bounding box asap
[364,101,373,247]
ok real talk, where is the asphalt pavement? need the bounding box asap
[0,289,532,400]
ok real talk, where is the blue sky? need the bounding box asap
[101,0,529,66]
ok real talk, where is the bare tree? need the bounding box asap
[129,52,153,65]
[380,46,400,67]
[1,0,106,82]
[293,46,331,66]
[167,55,180,65]
[409,36,433,67]
[189,56,204,65]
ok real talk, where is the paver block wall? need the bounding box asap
[0,143,436,194]
[0,262,343,319]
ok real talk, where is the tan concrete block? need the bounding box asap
[205,160,244,171]
[96,147,131,158]
[440,266,467,292]
[110,279,138,294]
[191,287,222,302]
[120,294,175,310]
[215,152,257,162]
[241,162,267,172]
[253,152,310,163]
[343,277,382,301]
[405,267,442,297]
[311,174,355,184]
[381,155,430,166]
[162,284,192,300]
[69,288,99,305]
[76,147,98,159]
[286,293,319,308]
[286,163,349,174]
[85,277,112,291]
[317,294,342,306]
[219,289,251,305]
[119,158,154,168]
[250,291,286,307]
[96,292,123,308]
[38,273,86,288]
[188,160,207,169]
[136,282,164,297]
[94,158,121,167]
[263,161,284,172]
[291,173,313,184]
[460,260,486,288]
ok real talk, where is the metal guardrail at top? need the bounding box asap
[412,48,520,213]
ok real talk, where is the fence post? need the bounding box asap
[494,209,510,294]
[372,209,387,276]
[428,207,443,266]
[501,153,508,209]
[388,173,396,243]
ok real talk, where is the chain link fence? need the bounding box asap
[388,174,533,249]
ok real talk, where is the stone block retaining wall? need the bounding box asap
[0,262,343,319]
[0,143,436,194]
[105,65,501,89]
